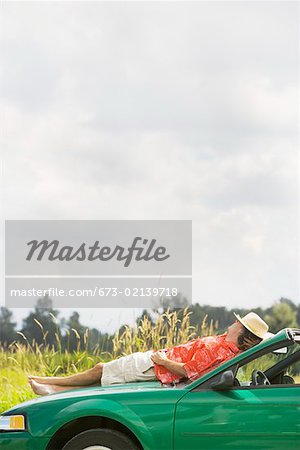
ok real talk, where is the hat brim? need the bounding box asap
[233,312,274,341]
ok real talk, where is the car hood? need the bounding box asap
[3,381,167,414]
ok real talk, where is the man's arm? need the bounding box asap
[150,351,187,377]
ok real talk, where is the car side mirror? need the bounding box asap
[210,370,235,390]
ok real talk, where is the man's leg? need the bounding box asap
[29,379,99,396]
[29,363,103,386]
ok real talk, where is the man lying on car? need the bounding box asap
[29,312,272,395]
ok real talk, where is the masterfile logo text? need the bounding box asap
[5,220,192,309]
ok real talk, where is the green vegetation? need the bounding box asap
[0,309,214,413]
[0,344,105,413]
[0,297,299,414]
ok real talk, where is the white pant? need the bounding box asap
[101,350,157,386]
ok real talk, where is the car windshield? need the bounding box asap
[236,342,300,385]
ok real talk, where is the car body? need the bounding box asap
[0,328,300,450]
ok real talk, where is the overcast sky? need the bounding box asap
[1,1,299,332]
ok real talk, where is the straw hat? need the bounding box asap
[233,312,274,340]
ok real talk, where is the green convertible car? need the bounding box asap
[1,328,300,450]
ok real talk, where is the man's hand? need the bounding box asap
[151,351,187,378]
[150,351,169,366]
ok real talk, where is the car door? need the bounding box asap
[174,383,300,450]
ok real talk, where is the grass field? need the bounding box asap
[0,309,208,413]
[1,311,299,414]
[0,352,103,413]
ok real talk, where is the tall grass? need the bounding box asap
[112,309,216,356]
[0,309,216,413]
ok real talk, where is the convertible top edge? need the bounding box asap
[287,328,300,342]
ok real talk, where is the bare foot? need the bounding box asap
[29,379,53,396]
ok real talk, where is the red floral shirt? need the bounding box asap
[154,334,240,384]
